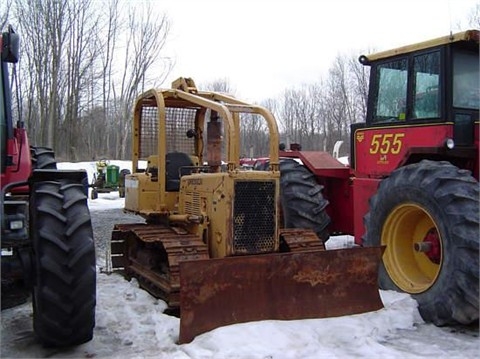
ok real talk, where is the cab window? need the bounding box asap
[412,51,441,119]
[372,59,408,123]
[453,51,479,109]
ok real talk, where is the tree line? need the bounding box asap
[203,56,368,160]
[2,0,171,161]
[2,0,477,161]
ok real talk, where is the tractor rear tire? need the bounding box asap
[30,146,57,169]
[30,179,96,347]
[279,159,331,242]
[363,160,479,326]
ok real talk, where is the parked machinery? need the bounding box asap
[89,159,131,199]
[279,29,479,327]
[109,78,384,343]
[109,30,478,343]
[1,27,96,347]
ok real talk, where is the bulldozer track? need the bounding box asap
[279,228,326,252]
[110,223,208,308]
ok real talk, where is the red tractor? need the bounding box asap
[1,26,96,346]
[279,29,479,326]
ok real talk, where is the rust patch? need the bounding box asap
[293,269,339,286]
[193,282,232,304]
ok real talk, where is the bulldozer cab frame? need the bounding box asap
[124,78,280,219]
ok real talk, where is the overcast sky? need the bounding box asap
[158,0,478,102]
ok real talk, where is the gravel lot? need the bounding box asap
[90,208,142,267]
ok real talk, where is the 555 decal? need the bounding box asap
[369,133,405,155]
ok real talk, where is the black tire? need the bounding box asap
[91,188,98,200]
[363,160,479,326]
[279,159,331,241]
[30,179,96,346]
[1,268,30,309]
[30,146,57,169]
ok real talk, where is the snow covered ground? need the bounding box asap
[1,161,478,358]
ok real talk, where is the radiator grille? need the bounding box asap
[233,181,276,254]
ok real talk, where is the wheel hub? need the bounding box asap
[382,203,442,294]
[414,228,441,264]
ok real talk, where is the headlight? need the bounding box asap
[9,219,24,230]
[445,138,455,149]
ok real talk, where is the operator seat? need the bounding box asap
[166,152,194,191]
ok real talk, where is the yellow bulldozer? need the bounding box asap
[109,78,384,343]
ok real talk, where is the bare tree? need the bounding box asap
[97,0,120,158]
[14,0,71,148]
[14,0,104,158]
[279,83,324,150]
[201,77,236,95]
[275,50,370,154]
[81,0,123,160]
[114,2,172,159]
[1,0,13,30]
[348,51,371,122]
[61,0,101,160]
[10,0,171,160]
[469,2,480,28]
[280,88,300,146]
[261,97,283,151]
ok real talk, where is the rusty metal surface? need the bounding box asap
[300,151,347,169]
[179,246,384,343]
[297,151,351,179]
[279,228,326,252]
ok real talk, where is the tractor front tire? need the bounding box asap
[363,160,479,326]
[30,180,96,346]
[279,159,331,242]
[30,146,57,169]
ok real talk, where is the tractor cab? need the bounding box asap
[352,30,479,179]
[1,26,27,189]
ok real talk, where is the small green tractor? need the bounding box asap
[90,159,130,199]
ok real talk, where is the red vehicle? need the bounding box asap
[279,29,479,326]
[1,26,96,346]
[239,157,256,166]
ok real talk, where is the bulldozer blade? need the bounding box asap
[179,246,385,343]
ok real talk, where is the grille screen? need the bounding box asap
[139,106,158,158]
[184,191,201,216]
[233,181,276,254]
[139,106,197,159]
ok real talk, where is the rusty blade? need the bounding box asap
[179,246,385,343]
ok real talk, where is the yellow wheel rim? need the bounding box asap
[382,203,442,294]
